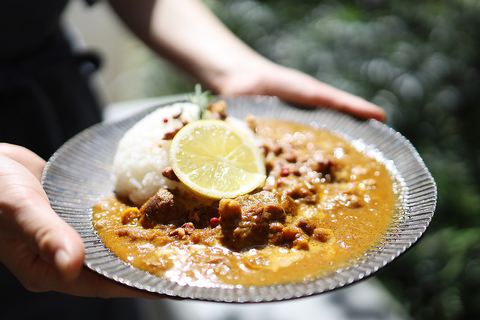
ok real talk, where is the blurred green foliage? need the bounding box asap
[150,0,480,318]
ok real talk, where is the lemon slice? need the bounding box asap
[170,120,266,199]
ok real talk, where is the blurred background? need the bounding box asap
[65,0,480,319]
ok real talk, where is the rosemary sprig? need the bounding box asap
[186,84,214,119]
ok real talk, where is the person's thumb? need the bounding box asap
[0,155,85,282]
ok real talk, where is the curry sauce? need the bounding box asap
[93,119,398,287]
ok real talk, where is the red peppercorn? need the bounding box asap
[280,165,290,177]
[163,118,169,123]
[210,217,220,227]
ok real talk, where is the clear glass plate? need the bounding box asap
[42,96,436,302]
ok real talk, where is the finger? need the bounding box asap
[0,143,46,181]
[264,68,387,121]
[0,238,159,298]
[0,156,85,281]
[53,267,161,298]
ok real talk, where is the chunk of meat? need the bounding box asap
[296,218,318,236]
[261,138,282,157]
[269,225,311,250]
[162,166,180,181]
[207,100,228,120]
[139,188,180,227]
[168,222,196,239]
[164,127,182,140]
[312,227,334,243]
[219,191,297,250]
[283,179,315,200]
[245,113,257,132]
[139,188,218,227]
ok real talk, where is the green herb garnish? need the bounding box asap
[187,84,214,119]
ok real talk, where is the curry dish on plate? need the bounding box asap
[92,102,399,288]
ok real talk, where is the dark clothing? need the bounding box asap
[0,263,142,320]
[0,25,102,160]
[0,1,142,319]
[0,0,69,61]
[0,0,102,159]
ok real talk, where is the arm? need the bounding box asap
[107,0,386,121]
[0,143,155,298]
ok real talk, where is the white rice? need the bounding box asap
[112,101,261,206]
[113,102,200,206]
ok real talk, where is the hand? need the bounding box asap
[0,143,154,298]
[108,0,385,122]
[212,61,387,121]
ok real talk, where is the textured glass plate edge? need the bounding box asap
[41,96,437,303]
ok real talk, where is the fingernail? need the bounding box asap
[54,249,71,272]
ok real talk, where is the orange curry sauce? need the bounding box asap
[93,119,398,287]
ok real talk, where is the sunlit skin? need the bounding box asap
[0,144,155,298]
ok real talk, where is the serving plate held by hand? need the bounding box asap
[42,96,436,302]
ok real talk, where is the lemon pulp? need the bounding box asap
[169,120,266,199]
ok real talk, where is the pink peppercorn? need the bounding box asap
[210,217,220,227]
[280,165,290,177]
[163,118,169,123]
